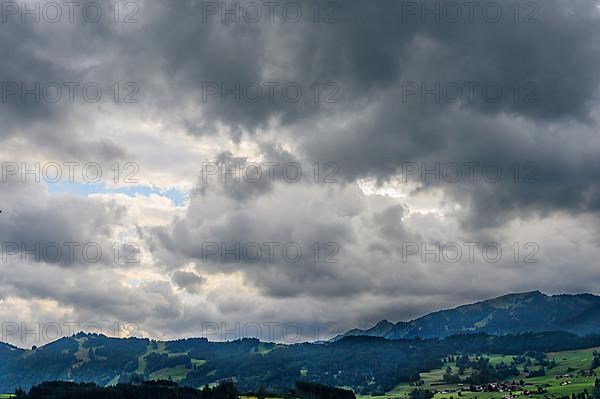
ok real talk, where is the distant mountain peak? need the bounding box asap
[506,290,545,297]
[335,291,600,341]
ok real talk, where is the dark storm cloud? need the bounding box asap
[302,102,600,227]
[6,0,600,197]
[131,0,600,125]
[98,0,600,226]
[0,1,134,161]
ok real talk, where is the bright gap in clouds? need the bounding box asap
[45,181,188,207]
[357,177,461,217]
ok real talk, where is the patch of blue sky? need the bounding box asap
[45,181,187,206]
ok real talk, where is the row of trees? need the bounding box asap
[591,352,600,370]
[442,355,520,385]
[14,380,238,399]
[13,380,356,399]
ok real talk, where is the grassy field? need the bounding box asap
[148,365,191,382]
[358,347,599,399]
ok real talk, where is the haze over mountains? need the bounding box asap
[335,291,600,340]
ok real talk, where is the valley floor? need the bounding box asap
[359,347,600,399]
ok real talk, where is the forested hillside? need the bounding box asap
[2,332,600,395]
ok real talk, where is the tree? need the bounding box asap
[257,385,266,399]
[409,388,434,399]
[593,378,600,399]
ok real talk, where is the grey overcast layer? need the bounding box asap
[0,0,599,347]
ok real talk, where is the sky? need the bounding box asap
[1,0,600,347]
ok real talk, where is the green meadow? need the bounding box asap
[358,347,600,399]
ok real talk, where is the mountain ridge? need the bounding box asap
[334,291,600,341]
